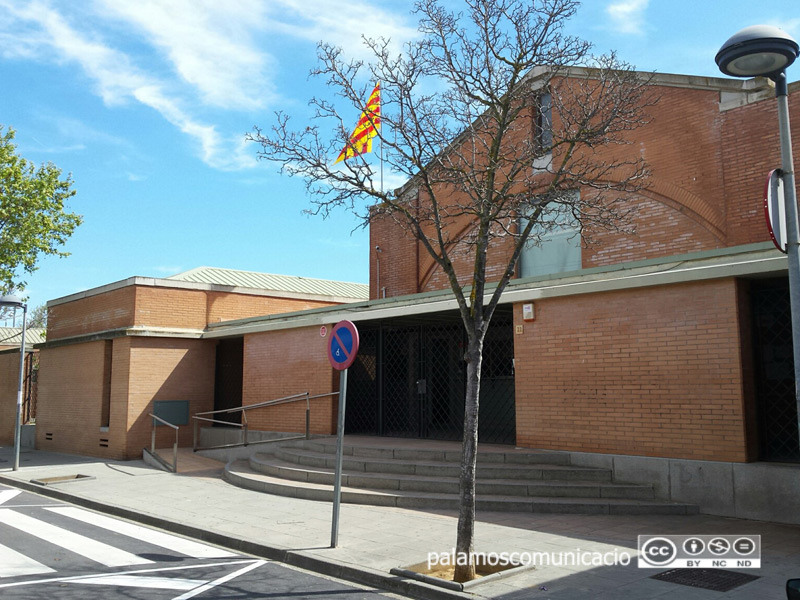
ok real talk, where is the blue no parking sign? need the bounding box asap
[328,319,359,548]
[327,320,359,371]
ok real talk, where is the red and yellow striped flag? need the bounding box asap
[334,83,381,164]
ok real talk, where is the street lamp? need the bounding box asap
[0,295,27,471]
[716,25,800,458]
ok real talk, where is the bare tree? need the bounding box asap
[27,304,48,329]
[250,0,655,582]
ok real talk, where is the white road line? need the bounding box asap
[45,506,237,558]
[170,560,266,600]
[0,509,152,568]
[0,558,256,589]
[0,542,55,578]
[0,490,21,506]
[68,575,207,590]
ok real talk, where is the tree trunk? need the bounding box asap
[453,335,483,583]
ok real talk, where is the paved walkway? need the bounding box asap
[0,445,797,599]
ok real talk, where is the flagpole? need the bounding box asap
[379,81,384,195]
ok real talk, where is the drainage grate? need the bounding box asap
[651,569,760,592]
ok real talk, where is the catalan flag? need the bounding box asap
[334,83,381,164]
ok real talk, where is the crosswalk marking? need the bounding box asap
[0,559,259,590]
[45,506,237,558]
[0,490,22,506]
[0,509,152,568]
[68,574,207,590]
[171,560,266,600]
[0,542,55,578]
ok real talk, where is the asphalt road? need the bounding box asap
[0,483,403,600]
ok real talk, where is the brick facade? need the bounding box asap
[123,338,215,457]
[35,341,110,456]
[35,278,349,459]
[48,286,136,340]
[243,326,338,435]
[513,279,750,461]
[26,74,800,466]
[0,351,20,445]
[361,75,800,462]
[368,80,800,298]
[47,283,343,340]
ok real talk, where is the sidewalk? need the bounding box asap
[0,445,797,599]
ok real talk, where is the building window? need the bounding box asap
[535,90,552,152]
[101,340,112,428]
[518,194,581,278]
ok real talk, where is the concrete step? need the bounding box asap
[273,447,613,482]
[224,460,697,515]
[249,453,654,499]
[283,438,572,465]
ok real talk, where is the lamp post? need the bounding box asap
[0,295,27,471]
[716,25,800,456]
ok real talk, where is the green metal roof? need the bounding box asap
[167,266,369,300]
[0,327,46,347]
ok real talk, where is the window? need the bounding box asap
[101,340,112,428]
[535,91,552,152]
[518,193,581,278]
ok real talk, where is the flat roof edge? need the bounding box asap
[46,276,367,307]
[39,326,205,349]
[203,245,787,339]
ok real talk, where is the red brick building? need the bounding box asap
[361,71,798,466]
[29,269,368,459]
[12,70,800,522]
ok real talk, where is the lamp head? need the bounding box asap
[0,295,25,308]
[716,25,799,78]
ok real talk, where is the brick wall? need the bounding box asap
[36,341,110,457]
[722,91,800,246]
[36,337,214,459]
[368,82,800,296]
[48,284,345,341]
[0,351,20,444]
[513,278,749,461]
[243,326,337,435]
[370,208,421,298]
[48,286,136,340]
[134,287,207,330]
[584,194,723,267]
[123,338,215,458]
[205,291,337,324]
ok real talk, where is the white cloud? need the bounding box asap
[0,0,256,170]
[97,0,275,111]
[266,0,418,60]
[0,0,417,171]
[606,0,649,36]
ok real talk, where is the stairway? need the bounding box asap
[223,437,698,515]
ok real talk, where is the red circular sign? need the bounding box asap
[327,320,359,371]
[764,168,788,254]
[320,325,327,338]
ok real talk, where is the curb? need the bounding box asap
[0,474,475,600]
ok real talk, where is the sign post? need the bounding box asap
[327,320,359,548]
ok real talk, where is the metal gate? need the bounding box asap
[23,352,37,424]
[346,311,516,444]
[751,278,800,462]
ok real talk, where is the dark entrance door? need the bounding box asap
[751,278,800,462]
[214,338,243,426]
[346,311,516,444]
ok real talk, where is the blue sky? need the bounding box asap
[0,0,798,316]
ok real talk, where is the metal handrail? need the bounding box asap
[148,413,179,472]
[192,391,338,452]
